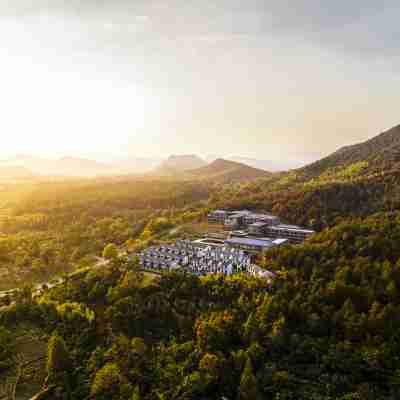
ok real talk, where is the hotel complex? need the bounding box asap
[138,210,314,280]
[208,209,315,244]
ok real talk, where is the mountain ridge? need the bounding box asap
[188,158,270,182]
[152,154,207,176]
[302,123,400,177]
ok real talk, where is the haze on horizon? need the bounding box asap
[0,1,399,165]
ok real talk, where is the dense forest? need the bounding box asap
[2,213,400,399]
[3,125,400,399]
[0,179,209,290]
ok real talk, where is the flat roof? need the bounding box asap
[270,225,315,234]
[272,238,290,245]
[251,214,279,219]
[249,222,269,227]
[193,238,225,247]
[226,237,275,248]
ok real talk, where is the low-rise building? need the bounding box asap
[208,209,314,244]
[224,237,287,253]
[244,213,280,226]
[266,224,315,244]
[224,215,244,229]
[208,210,230,224]
[248,222,269,236]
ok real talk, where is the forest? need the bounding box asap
[2,147,400,399]
[2,212,400,399]
[0,179,210,291]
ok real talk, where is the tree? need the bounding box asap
[46,333,72,378]
[0,327,15,370]
[131,337,147,357]
[199,353,221,378]
[243,312,258,343]
[103,244,119,261]
[131,385,141,400]
[237,358,258,400]
[91,362,125,399]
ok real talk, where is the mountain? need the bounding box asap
[0,166,34,180]
[153,155,207,175]
[302,124,400,178]
[189,158,270,182]
[206,155,308,172]
[113,157,162,174]
[219,122,400,231]
[0,155,113,177]
[52,157,112,177]
[228,157,304,172]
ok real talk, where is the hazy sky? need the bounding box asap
[0,1,399,163]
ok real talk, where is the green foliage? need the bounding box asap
[131,385,141,400]
[131,337,147,356]
[0,179,209,291]
[102,243,119,260]
[238,358,258,400]
[0,326,15,370]
[3,156,400,400]
[46,333,71,377]
[91,362,128,400]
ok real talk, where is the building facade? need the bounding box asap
[265,224,315,244]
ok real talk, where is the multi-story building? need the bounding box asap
[208,210,230,224]
[208,209,314,244]
[265,224,315,244]
[244,213,280,226]
[248,222,269,236]
[208,209,280,227]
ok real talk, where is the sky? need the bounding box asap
[0,1,399,164]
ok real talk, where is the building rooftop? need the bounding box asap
[230,210,252,216]
[272,238,290,245]
[249,222,269,227]
[270,225,315,234]
[252,214,278,219]
[225,237,276,248]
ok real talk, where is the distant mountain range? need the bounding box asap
[0,155,112,178]
[153,155,207,176]
[113,157,162,174]
[0,152,308,179]
[0,166,35,180]
[149,155,270,182]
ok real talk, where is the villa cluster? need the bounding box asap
[208,209,315,244]
[139,240,275,281]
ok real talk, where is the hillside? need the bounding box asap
[302,123,400,178]
[189,158,270,182]
[210,123,400,230]
[153,154,207,175]
[207,156,303,172]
